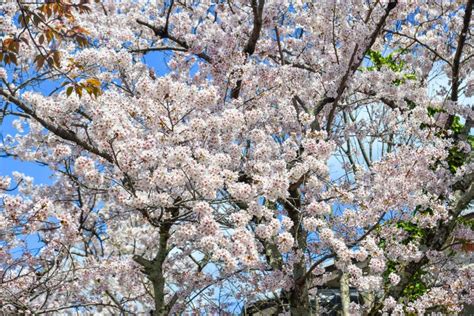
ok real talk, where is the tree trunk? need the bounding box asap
[151,229,169,315]
[340,272,350,316]
[151,215,175,316]
[286,188,311,316]
[134,207,178,316]
[289,262,312,316]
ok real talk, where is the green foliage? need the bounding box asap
[468,135,474,149]
[402,269,428,301]
[397,221,426,244]
[445,116,470,173]
[450,116,464,134]
[413,205,433,216]
[405,99,417,110]
[265,199,278,210]
[378,237,386,249]
[366,50,405,72]
[457,217,474,231]
[423,112,471,173]
[426,106,444,117]
[364,50,417,86]
[383,260,398,282]
[447,146,467,173]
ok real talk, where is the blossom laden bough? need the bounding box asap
[0,0,473,315]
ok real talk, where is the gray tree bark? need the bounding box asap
[340,272,350,316]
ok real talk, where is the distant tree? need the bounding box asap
[0,1,473,315]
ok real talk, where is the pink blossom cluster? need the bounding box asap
[0,0,473,314]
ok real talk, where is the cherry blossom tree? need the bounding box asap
[1,0,473,315]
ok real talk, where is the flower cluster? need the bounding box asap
[0,0,472,314]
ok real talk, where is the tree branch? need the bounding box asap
[231,0,265,99]
[323,0,398,133]
[0,89,114,163]
[135,19,212,63]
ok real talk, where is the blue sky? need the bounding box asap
[1,114,54,184]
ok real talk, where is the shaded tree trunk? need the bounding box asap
[151,224,172,315]
[340,272,350,316]
[286,187,312,316]
[133,207,178,316]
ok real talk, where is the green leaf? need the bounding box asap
[66,86,73,97]
[450,116,464,134]
[447,146,467,173]
[402,269,428,301]
[468,135,474,149]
